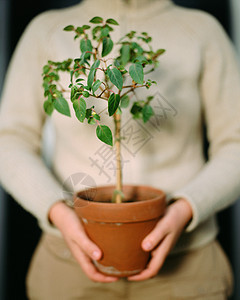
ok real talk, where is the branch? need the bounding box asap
[120,84,147,98]
[89,93,108,101]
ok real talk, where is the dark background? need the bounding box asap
[1,0,236,299]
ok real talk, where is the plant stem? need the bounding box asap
[114,112,122,203]
[120,84,147,99]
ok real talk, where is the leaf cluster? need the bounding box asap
[42,17,165,146]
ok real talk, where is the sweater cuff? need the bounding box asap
[170,192,199,232]
[32,187,64,230]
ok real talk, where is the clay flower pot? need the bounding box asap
[74,185,166,277]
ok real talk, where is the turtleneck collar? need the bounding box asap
[82,0,173,20]
[124,0,173,19]
[122,0,172,8]
[122,0,172,9]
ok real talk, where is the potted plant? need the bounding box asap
[42,16,166,277]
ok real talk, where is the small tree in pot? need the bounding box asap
[42,17,166,277]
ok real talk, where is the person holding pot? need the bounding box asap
[0,0,240,299]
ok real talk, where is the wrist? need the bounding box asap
[171,198,193,228]
[48,201,70,227]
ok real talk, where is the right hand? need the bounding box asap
[48,201,118,283]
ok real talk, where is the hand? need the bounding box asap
[48,201,118,283]
[128,198,193,281]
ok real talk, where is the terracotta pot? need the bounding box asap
[74,185,166,277]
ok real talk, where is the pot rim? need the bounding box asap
[74,184,166,223]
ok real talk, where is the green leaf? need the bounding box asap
[73,98,86,122]
[147,95,154,102]
[87,59,100,88]
[86,108,93,119]
[86,108,96,124]
[82,91,90,97]
[120,44,130,66]
[131,42,144,54]
[80,39,92,59]
[120,94,130,108]
[92,59,101,71]
[96,125,113,146]
[134,55,148,64]
[102,37,113,57]
[87,71,95,89]
[142,105,153,123]
[76,26,84,35]
[82,25,91,30]
[114,59,121,67]
[89,16,103,24]
[108,93,120,116]
[43,100,54,115]
[64,25,74,31]
[100,27,110,38]
[76,78,84,83]
[88,118,96,125]
[106,18,119,25]
[70,70,74,83]
[105,24,114,32]
[43,65,51,74]
[83,85,91,91]
[113,189,125,202]
[156,49,166,56]
[71,85,79,102]
[138,36,152,44]
[93,113,100,120]
[129,63,144,84]
[48,71,59,81]
[126,31,136,39]
[92,26,101,39]
[107,67,123,90]
[53,97,71,117]
[131,102,142,115]
[92,80,102,94]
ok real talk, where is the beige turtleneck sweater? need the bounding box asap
[1,0,240,253]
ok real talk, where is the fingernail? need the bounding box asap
[92,250,101,260]
[143,241,152,251]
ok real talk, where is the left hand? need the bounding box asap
[128,198,193,281]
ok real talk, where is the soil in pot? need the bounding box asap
[74,185,166,277]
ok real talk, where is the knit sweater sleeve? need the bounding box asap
[0,14,63,226]
[173,14,240,232]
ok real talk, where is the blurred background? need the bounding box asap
[0,0,239,299]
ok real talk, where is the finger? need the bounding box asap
[73,223,102,261]
[142,218,169,252]
[56,206,102,261]
[128,234,173,281]
[71,242,118,283]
